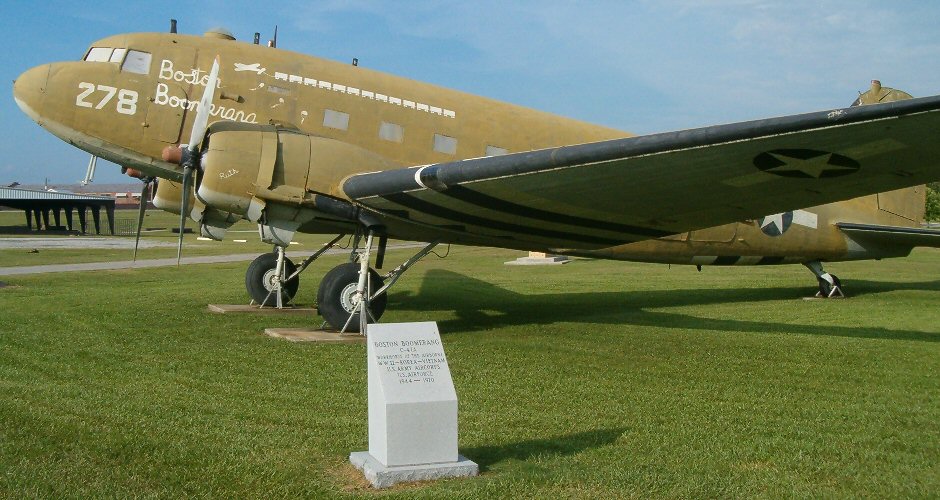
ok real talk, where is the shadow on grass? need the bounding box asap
[386,270,940,342]
[463,427,625,471]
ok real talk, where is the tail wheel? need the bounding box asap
[245,252,299,306]
[317,262,387,332]
[817,274,842,298]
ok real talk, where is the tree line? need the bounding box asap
[928,183,940,222]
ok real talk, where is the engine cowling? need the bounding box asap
[196,122,399,217]
[153,178,187,215]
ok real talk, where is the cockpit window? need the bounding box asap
[84,46,151,75]
[85,47,113,62]
[109,48,127,63]
[121,50,151,75]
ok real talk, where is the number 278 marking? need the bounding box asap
[75,82,138,115]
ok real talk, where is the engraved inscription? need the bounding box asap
[372,338,446,385]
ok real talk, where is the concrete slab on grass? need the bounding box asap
[207,304,315,314]
[505,256,570,265]
[264,328,366,343]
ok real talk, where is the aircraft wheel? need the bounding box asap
[817,274,842,298]
[317,262,387,332]
[245,252,299,306]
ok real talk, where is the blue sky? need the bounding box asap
[3,0,940,185]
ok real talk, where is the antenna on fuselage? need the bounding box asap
[170,19,177,34]
[268,25,277,48]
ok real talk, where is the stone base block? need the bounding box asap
[264,328,365,343]
[207,304,315,314]
[349,451,478,488]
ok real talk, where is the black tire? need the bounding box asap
[817,274,842,298]
[245,252,299,306]
[316,262,387,332]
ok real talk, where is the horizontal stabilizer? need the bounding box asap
[837,222,940,249]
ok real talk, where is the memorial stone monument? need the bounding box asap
[350,322,478,488]
[505,251,571,265]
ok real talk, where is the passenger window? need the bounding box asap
[323,109,350,131]
[379,122,404,143]
[433,134,457,155]
[85,47,112,62]
[485,145,508,156]
[122,50,152,74]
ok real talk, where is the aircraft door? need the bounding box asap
[144,41,197,145]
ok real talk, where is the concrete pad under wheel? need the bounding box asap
[207,304,316,314]
[264,328,366,343]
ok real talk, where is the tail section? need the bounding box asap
[877,187,926,223]
[853,81,926,225]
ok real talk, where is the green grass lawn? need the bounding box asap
[1,245,938,497]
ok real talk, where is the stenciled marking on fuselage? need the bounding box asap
[234,62,266,74]
[154,59,257,124]
[233,62,456,119]
[440,185,670,239]
[159,59,221,88]
[154,83,258,123]
[379,193,631,246]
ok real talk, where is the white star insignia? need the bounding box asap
[761,213,785,234]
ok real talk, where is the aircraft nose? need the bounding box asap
[13,64,50,121]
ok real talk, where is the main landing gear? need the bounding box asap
[243,231,440,333]
[244,234,346,309]
[803,260,844,298]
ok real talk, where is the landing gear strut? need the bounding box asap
[803,260,844,298]
[242,230,440,332]
[244,234,346,308]
[245,249,299,307]
[317,262,387,332]
[317,233,440,334]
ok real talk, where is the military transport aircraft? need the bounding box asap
[13,24,940,332]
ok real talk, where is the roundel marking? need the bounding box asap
[759,212,793,237]
[754,149,860,179]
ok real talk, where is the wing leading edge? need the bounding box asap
[342,95,940,250]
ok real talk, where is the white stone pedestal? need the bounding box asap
[350,322,478,488]
[349,451,478,488]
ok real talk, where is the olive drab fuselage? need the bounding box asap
[12,31,927,266]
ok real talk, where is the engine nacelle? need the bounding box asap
[196,122,398,217]
[153,178,187,215]
[153,176,240,240]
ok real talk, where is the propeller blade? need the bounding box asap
[132,178,152,262]
[187,56,220,154]
[176,166,192,265]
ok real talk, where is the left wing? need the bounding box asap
[341,95,940,250]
